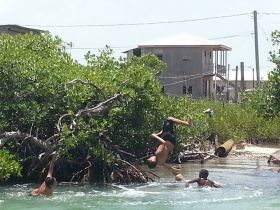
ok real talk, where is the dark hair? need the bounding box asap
[147,160,157,169]
[199,169,209,179]
[45,177,55,188]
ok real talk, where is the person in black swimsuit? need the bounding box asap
[159,119,177,145]
[147,116,192,171]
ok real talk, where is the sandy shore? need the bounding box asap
[230,143,280,160]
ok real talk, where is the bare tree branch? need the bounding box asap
[57,113,73,132]
[75,94,122,118]
[0,131,53,152]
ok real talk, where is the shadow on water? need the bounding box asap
[1,158,280,210]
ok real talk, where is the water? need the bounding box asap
[1,158,279,210]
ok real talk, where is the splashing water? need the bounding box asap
[0,158,279,210]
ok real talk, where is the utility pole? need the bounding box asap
[240,62,245,91]
[214,51,218,101]
[252,67,255,89]
[234,65,238,103]
[253,10,260,87]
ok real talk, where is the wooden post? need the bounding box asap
[234,65,238,102]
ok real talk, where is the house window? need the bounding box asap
[183,85,187,94]
[188,86,193,95]
[203,80,207,97]
[161,86,165,93]
[182,56,191,61]
[156,54,163,61]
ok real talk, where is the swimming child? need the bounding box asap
[170,165,185,182]
[185,169,221,188]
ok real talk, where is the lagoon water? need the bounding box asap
[1,158,279,210]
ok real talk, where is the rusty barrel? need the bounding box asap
[215,139,234,157]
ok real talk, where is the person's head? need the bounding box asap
[147,156,157,169]
[171,166,181,176]
[45,177,57,188]
[175,174,184,182]
[199,169,209,179]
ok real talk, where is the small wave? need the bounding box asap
[118,189,160,197]
[6,191,31,199]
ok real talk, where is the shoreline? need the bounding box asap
[229,143,280,160]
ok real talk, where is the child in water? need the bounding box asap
[185,169,221,188]
[171,165,185,182]
[31,152,58,196]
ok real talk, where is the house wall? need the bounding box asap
[139,46,214,98]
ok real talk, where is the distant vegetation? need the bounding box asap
[0,30,279,182]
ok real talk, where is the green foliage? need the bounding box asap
[245,30,280,118]
[0,150,22,182]
[85,51,167,155]
[1,32,280,183]
[267,30,280,98]
[58,118,107,160]
[0,33,83,137]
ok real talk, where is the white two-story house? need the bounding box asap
[125,34,231,99]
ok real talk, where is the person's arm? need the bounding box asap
[162,164,181,175]
[47,152,58,178]
[150,133,165,144]
[31,188,40,196]
[213,183,222,188]
[162,164,185,181]
[185,178,199,187]
[210,180,222,188]
[154,130,163,136]
[167,116,192,127]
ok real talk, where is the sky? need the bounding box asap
[1,0,280,80]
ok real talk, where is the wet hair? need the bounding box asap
[199,169,209,179]
[45,177,55,188]
[147,159,157,169]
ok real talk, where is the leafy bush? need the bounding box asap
[0,150,22,181]
[1,32,280,183]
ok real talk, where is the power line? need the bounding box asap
[210,31,253,40]
[163,72,212,87]
[259,12,280,16]
[157,71,213,79]
[23,12,251,28]
[65,32,253,51]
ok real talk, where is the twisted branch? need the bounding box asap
[0,131,53,153]
[75,94,122,118]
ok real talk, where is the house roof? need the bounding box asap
[0,24,45,35]
[138,34,232,51]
